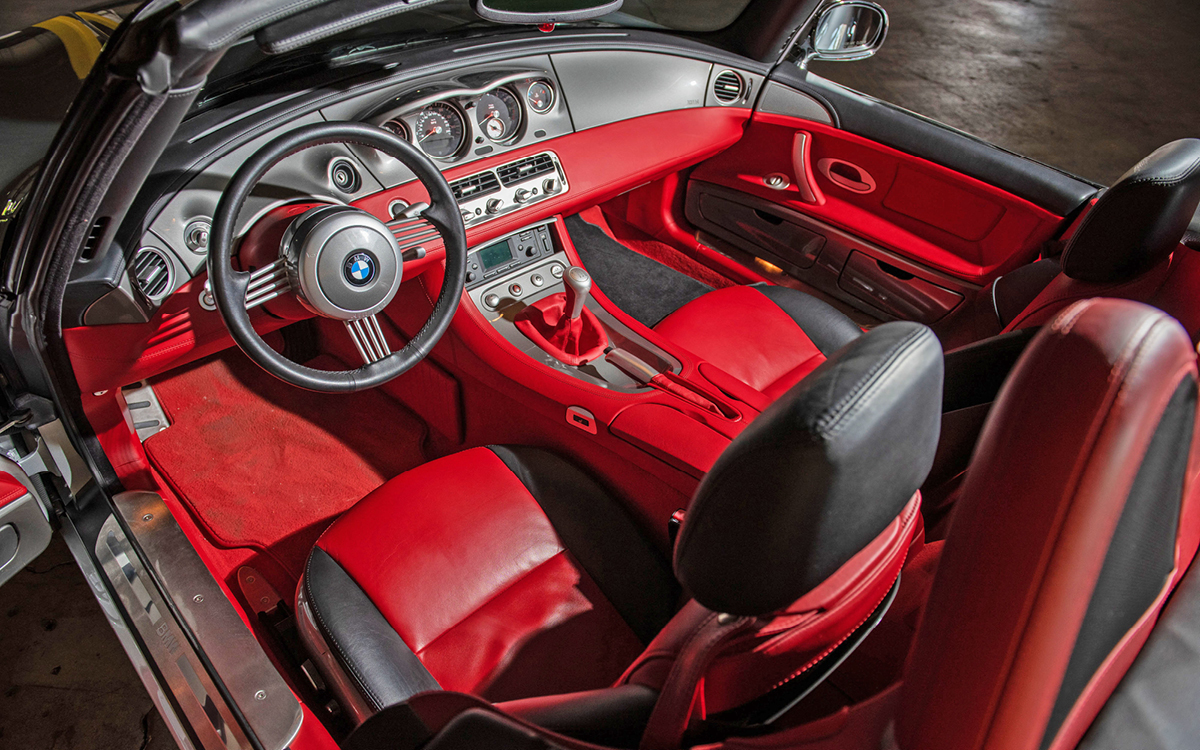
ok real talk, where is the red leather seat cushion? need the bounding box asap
[316,447,643,697]
[653,286,833,400]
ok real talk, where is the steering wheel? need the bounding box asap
[209,122,467,392]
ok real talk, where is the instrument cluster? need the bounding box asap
[375,76,558,163]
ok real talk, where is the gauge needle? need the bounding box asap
[418,127,441,142]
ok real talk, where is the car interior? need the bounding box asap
[44,6,1200,750]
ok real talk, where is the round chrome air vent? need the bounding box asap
[132,247,173,300]
[713,70,745,104]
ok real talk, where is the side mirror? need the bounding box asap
[796,1,889,68]
[471,0,624,24]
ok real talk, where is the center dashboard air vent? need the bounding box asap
[713,70,745,104]
[496,154,555,186]
[452,151,567,228]
[132,247,173,300]
[450,171,502,202]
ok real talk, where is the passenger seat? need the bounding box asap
[653,283,863,402]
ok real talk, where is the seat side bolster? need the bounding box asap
[485,445,680,644]
[303,548,440,717]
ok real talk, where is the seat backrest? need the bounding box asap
[897,298,1200,750]
[674,320,943,616]
[986,140,1200,335]
[1061,139,1200,283]
[618,322,943,749]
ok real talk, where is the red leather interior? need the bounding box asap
[653,285,828,401]
[1002,254,1175,333]
[64,106,748,394]
[607,403,729,479]
[0,472,26,509]
[315,447,643,697]
[514,293,609,366]
[898,298,1200,750]
[689,115,1064,284]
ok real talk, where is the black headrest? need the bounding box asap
[1061,139,1200,283]
[674,322,943,616]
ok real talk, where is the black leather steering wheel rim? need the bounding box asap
[208,122,467,393]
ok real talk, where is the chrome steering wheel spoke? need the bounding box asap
[345,314,393,364]
[244,259,290,310]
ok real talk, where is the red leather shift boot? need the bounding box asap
[515,293,609,366]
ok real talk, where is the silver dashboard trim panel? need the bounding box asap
[550,50,712,130]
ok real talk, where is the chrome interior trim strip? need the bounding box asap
[62,514,202,750]
[103,492,304,750]
[97,514,252,750]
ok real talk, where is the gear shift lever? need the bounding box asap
[514,265,608,366]
[563,266,592,320]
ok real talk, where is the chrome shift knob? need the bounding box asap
[564,266,592,320]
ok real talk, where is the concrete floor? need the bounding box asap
[0,1,1198,749]
[0,534,174,750]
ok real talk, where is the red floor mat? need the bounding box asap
[144,351,428,576]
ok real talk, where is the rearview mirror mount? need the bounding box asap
[471,0,624,24]
[794,1,889,69]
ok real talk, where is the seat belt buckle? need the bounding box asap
[668,509,687,547]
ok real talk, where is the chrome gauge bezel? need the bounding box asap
[380,117,410,141]
[412,101,468,161]
[476,86,524,145]
[526,80,556,114]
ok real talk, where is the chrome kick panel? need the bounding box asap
[455,151,568,229]
[97,492,303,750]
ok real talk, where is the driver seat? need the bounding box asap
[296,322,943,744]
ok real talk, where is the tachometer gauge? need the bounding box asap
[414,102,465,159]
[476,88,522,142]
[526,81,555,114]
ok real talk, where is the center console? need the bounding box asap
[466,218,681,391]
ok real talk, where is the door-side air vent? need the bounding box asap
[713,70,745,104]
[80,217,110,261]
[132,247,173,300]
[450,171,502,203]
[496,154,555,186]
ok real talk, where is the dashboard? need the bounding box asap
[64,36,834,334]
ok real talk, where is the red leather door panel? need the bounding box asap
[686,114,1071,325]
[691,116,1065,285]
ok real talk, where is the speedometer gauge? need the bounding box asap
[414,102,465,159]
[476,88,522,142]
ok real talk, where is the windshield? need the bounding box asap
[200,0,753,106]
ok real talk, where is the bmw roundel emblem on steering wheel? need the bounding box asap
[345,252,376,286]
